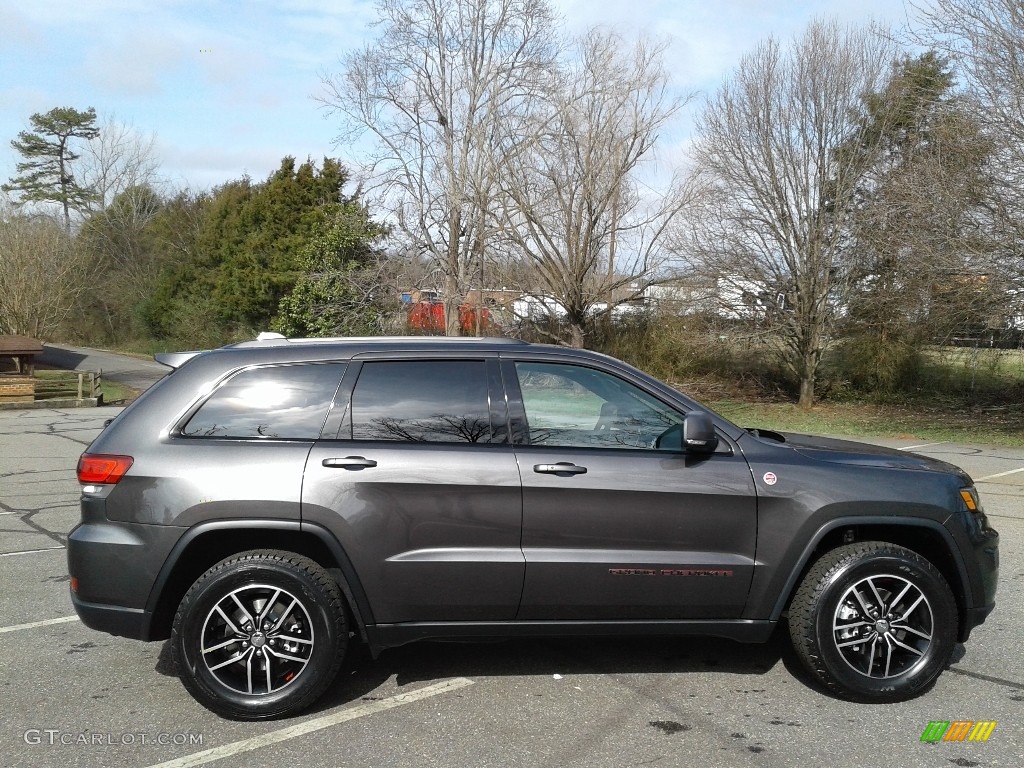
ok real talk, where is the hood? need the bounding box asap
[764,431,972,482]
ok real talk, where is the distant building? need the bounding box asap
[715,275,784,320]
[399,289,440,305]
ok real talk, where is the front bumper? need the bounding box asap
[952,513,998,643]
[959,604,995,643]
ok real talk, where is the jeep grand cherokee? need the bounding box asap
[67,336,999,719]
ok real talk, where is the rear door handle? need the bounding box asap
[533,462,587,476]
[322,456,378,469]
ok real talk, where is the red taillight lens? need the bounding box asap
[77,454,134,484]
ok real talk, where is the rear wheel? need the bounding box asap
[789,542,957,703]
[172,550,347,719]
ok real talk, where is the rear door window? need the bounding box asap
[349,360,496,443]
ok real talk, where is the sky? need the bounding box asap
[0,0,918,196]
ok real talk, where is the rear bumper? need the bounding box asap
[70,592,152,640]
[66,517,182,640]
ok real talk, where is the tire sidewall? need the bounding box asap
[175,558,343,718]
[813,553,956,701]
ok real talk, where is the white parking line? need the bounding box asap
[0,511,19,516]
[975,467,1024,482]
[0,546,65,557]
[899,442,947,451]
[143,677,476,768]
[0,615,79,635]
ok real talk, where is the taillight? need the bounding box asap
[77,454,134,484]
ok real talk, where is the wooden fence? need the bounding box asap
[34,370,103,401]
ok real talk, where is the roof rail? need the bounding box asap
[233,334,530,347]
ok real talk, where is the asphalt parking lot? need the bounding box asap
[0,407,1021,768]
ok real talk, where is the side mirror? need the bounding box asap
[655,412,719,454]
[683,411,718,453]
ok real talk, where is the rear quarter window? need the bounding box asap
[182,363,346,439]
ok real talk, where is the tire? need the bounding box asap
[171,550,348,720]
[788,541,957,703]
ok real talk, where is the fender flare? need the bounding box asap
[145,518,375,634]
[768,515,970,621]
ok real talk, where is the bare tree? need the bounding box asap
[837,52,998,391]
[911,0,1024,156]
[69,120,163,341]
[0,199,93,338]
[71,186,208,344]
[77,116,161,213]
[77,184,164,339]
[911,0,1024,297]
[320,0,558,335]
[684,20,895,407]
[494,29,690,347]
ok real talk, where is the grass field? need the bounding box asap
[913,346,1024,395]
[927,345,1024,373]
[710,399,1024,447]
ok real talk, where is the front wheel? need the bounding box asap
[789,542,957,703]
[171,550,348,719]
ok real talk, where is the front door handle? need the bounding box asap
[533,462,587,476]
[322,456,378,469]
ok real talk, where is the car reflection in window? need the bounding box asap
[350,360,496,444]
[357,414,493,443]
[182,363,346,440]
[515,361,681,450]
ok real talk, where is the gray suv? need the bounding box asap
[68,336,999,719]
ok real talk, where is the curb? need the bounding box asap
[0,397,101,411]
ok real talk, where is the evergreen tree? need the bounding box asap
[3,107,101,232]
[272,203,387,337]
[144,157,377,341]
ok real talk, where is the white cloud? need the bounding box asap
[83,30,189,96]
[551,0,911,91]
[156,135,341,191]
[196,43,273,96]
[0,5,42,50]
[157,141,278,188]
[0,86,53,114]
[2,0,190,26]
